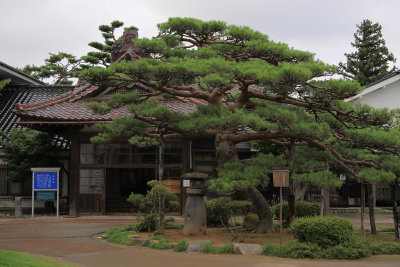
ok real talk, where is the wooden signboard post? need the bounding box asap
[273,170,290,247]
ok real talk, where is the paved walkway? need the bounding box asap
[0,215,399,267]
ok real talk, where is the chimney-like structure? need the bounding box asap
[111,29,145,63]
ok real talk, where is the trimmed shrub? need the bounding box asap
[317,238,371,259]
[372,242,400,255]
[206,198,231,226]
[133,214,157,232]
[262,238,371,260]
[271,201,320,221]
[243,212,259,231]
[206,198,251,226]
[290,216,353,248]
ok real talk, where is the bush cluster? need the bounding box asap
[206,197,251,226]
[271,201,320,221]
[263,216,373,260]
[290,216,353,248]
[262,238,371,259]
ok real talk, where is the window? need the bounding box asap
[164,144,182,164]
[80,144,105,164]
[105,144,130,164]
[132,146,157,164]
[79,169,104,194]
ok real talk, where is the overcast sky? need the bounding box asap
[2,0,400,69]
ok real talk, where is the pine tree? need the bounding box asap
[21,52,82,85]
[339,19,397,86]
[81,20,139,68]
[83,18,400,233]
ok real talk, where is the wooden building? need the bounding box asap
[11,30,252,215]
[0,61,73,210]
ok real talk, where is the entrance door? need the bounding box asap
[105,168,155,213]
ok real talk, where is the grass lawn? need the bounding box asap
[0,250,75,267]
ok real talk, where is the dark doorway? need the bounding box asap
[105,168,156,213]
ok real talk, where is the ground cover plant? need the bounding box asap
[174,238,189,252]
[103,224,138,245]
[0,250,75,267]
[201,241,234,254]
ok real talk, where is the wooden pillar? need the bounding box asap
[69,129,80,217]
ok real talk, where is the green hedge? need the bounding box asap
[271,201,320,221]
[262,238,371,259]
[290,216,353,248]
[206,197,251,226]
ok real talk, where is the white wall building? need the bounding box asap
[346,71,400,205]
[347,71,400,109]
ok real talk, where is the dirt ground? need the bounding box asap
[1,215,400,267]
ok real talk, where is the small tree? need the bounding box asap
[127,180,179,234]
[339,19,397,86]
[0,128,63,182]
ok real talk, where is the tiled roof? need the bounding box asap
[1,85,74,133]
[1,85,74,150]
[14,82,204,123]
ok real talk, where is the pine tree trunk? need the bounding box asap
[215,132,274,233]
[392,178,400,241]
[368,183,377,235]
[157,134,165,234]
[320,186,325,216]
[294,182,308,202]
[325,187,330,216]
[288,140,296,224]
[361,183,365,238]
[245,187,275,233]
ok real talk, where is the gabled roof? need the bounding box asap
[0,61,45,86]
[346,71,400,102]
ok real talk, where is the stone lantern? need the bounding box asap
[183,172,208,235]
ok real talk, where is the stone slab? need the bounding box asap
[186,240,211,252]
[233,243,263,255]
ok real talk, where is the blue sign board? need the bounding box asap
[34,172,58,190]
[37,191,55,201]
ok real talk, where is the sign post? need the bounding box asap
[31,168,60,217]
[273,170,290,247]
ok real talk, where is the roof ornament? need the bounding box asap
[111,29,145,63]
